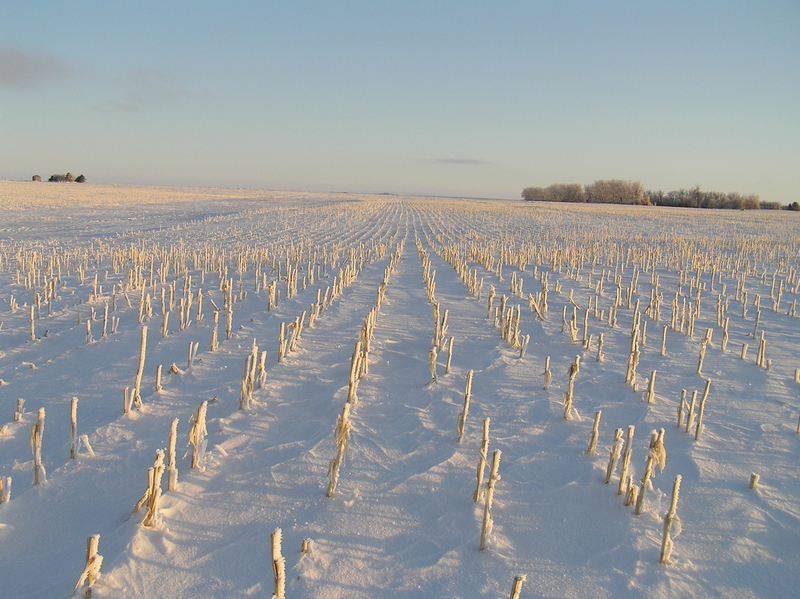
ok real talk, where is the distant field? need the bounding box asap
[0,185,798,598]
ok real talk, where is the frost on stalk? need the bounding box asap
[30,407,46,485]
[659,475,683,564]
[564,355,580,420]
[509,575,526,599]
[604,428,624,484]
[0,476,11,503]
[542,356,552,390]
[73,534,103,598]
[188,401,208,469]
[327,403,351,498]
[473,418,490,502]
[271,528,285,598]
[133,449,166,527]
[586,411,602,455]
[480,450,501,550]
[635,429,666,515]
[456,370,473,442]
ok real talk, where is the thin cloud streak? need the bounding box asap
[423,158,493,166]
[92,68,195,113]
[0,45,68,89]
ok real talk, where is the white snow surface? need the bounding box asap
[1,182,799,598]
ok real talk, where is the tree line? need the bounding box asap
[522,180,798,211]
[32,173,86,183]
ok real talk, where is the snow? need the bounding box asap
[1,181,799,598]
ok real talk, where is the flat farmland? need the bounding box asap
[1,182,799,598]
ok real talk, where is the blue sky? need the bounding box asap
[2,1,798,202]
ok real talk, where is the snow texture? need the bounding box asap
[1,181,799,598]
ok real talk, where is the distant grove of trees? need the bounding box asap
[32,173,86,183]
[522,180,798,210]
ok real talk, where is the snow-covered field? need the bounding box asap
[1,181,798,598]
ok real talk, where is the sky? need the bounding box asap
[1,1,799,202]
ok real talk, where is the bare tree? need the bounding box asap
[584,180,646,205]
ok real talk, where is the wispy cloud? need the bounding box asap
[0,45,68,89]
[93,67,194,113]
[423,158,493,166]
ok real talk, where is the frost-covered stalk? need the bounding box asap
[189,401,208,469]
[604,428,624,484]
[31,407,46,485]
[457,370,473,442]
[646,371,657,404]
[634,453,655,515]
[596,333,604,362]
[239,342,258,410]
[143,450,165,527]
[752,307,761,338]
[196,288,203,321]
[436,310,450,351]
[210,310,219,351]
[161,311,169,338]
[617,425,635,495]
[327,404,352,498]
[168,418,178,491]
[756,332,767,367]
[14,398,24,421]
[685,390,698,433]
[289,314,304,353]
[70,397,78,459]
[226,307,233,340]
[661,325,668,356]
[721,317,729,352]
[155,364,163,392]
[432,303,441,345]
[446,337,455,373]
[132,326,148,409]
[582,308,589,344]
[749,473,760,489]
[473,418,490,502]
[509,575,526,599]
[659,475,682,565]
[73,534,103,599]
[102,302,109,337]
[519,333,530,358]
[122,386,131,415]
[677,389,687,428]
[487,285,496,319]
[278,322,286,363]
[347,341,362,404]
[586,410,602,454]
[543,356,552,390]
[694,379,711,441]
[258,350,268,388]
[271,528,285,599]
[564,355,580,420]
[623,476,638,507]
[29,305,35,340]
[480,450,501,550]
[0,477,10,503]
[626,345,640,389]
[635,429,666,515]
[429,347,438,383]
[85,319,92,344]
[696,340,707,375]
